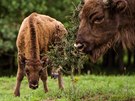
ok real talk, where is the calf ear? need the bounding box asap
[114,0,127,13]
[40,57,46,67]
[40,56,50,67]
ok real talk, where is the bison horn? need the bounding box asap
[74,43,83,48]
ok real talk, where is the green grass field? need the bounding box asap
[0,75,135,101]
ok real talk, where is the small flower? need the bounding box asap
[72,77,79,83]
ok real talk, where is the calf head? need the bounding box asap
[75,0,127,62]
[23,59,44,89]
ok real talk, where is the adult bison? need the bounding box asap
[75,0,135,62]
[14,13,67,96]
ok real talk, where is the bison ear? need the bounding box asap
[40,57,46,66]
[40,60,45,65]
[40,56,50,66]
[114,0,127,13]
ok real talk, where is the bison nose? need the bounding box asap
[74,43,86,51]
[29,81,38,89]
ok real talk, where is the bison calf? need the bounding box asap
[14,13,67,96]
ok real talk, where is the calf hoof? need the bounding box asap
[45,88,49,93]
[14,91,20,97]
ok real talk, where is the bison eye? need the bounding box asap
[93,16,104,24]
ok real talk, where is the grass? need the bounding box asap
[0,75,135,101]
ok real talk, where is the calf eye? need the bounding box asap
[93,16,104,24]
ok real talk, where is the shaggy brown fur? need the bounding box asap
[14,13,67,96]
[75,0,135,62]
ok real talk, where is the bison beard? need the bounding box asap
[88,37,115,62]
[75,0,135,62]
[14,13,67,96]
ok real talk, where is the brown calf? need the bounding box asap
[14,13,67,96]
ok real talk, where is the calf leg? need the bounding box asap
[14,55,25,96]
[58,70,64,90]
[14,65,24,96]
[41,67,48,92]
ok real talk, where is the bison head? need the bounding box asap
[75,0,127,62]
[23,59,45,90]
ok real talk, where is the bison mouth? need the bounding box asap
[29,83,39,90]
[74,39,114,63]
